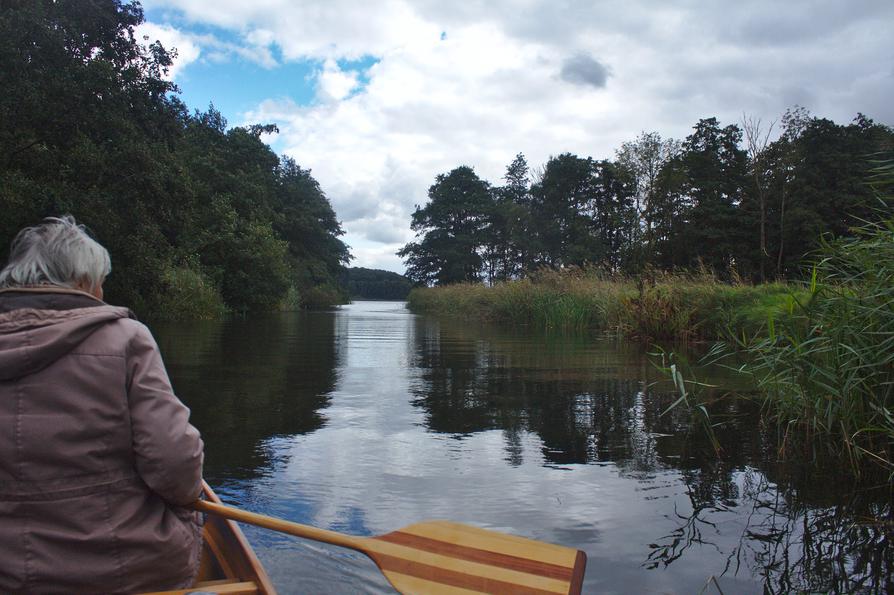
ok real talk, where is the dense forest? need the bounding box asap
[0,0,350,317]
[341,267,412,300]
[400,112,894,285]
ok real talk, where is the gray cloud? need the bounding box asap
[353,218,409,244]
[221,0,894,273]
[560,54,610,88]
[331,188,382,222]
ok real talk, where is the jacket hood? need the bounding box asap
[0,305,134,381]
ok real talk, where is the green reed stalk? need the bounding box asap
[407,268,795,341]
[713,161,894,474]
[739,212,894,473]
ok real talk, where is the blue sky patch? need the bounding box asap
[174,59,317,124]
[145,4,380,127]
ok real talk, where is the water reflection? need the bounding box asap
[150,303,892,594]
[152,312,338,480]
[409,315,759,469]
[648,466,893,593]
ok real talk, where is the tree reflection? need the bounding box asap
[152,311,338,480]
[646,465,894,593]
[408,315,750,469]
[409,316,893,590]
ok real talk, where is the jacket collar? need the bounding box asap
[0,286,107,313]
[0,285,105,301]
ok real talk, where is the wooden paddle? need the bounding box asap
[192,499,587,594]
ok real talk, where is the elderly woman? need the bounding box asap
[0,216,204,593]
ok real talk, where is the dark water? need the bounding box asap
[153,301,893,594]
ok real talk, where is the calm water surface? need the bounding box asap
[153,301,892,594]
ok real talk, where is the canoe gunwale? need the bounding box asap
[197,480,277,594]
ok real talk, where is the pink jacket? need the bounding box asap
[0,288,204,593]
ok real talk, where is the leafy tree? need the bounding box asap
[530,153,595,267]
[275,157,351,292]
[761,111,894,277]
[683,118,748,272]
[0,1,352,316]
[401,109,891,288]
[0,0,182,310]
[486,153,532,281]
[740,115,776,281]
[399,166,493,285]
[615,131,681,272]
[588,159,637,271]
[647,155,689,270]
[341,267,412,300]
[529,154,635,270]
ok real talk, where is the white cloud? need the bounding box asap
[183,31,278,69]
[316,60,361,103]
[135,22,201,79]
[146,1,894,273]
[137,22,278,77]
[145,0,430,60]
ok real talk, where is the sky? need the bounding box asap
[138,1,894,274]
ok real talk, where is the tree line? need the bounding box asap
[341,267,413,300]
[0,0,350,317]
[399,110,894,285]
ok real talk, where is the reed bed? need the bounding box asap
[407,268,796,341]
[407,269,632,333]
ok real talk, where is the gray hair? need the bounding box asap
[0,215,111,291]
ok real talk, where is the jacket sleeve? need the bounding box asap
[125,322,204,506]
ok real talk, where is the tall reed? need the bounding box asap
[407,268,795,341]
[407,268,635,333]
[726,203,894,473]
[622,270,796,341]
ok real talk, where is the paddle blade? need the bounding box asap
[364,521,586,595]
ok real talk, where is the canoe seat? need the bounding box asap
[136,579,259,595]
[193,579,242,587]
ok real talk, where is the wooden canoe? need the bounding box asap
[139,481,277,595]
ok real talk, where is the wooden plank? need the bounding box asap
[394,521,579,568]
[378,572,483,595]
[298,533,570,593]
[199,483,276,595]
[377,553,566,594]
[193,579,241,587]
[377,531,574,580]
[136,580,259,595]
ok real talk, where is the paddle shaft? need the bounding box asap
[193,499,364,552]
[192,499,587,594]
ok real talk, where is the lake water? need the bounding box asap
[153,301,892,594]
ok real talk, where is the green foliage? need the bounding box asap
[675,118,748,272]
[407,268,794,340]
[0,1,350,318]
[341,267,412,300]
[274,157,351,281]
[731,109,894,280]
[623,272,799,341]
[529,154,636,270]
[398,113,894,287]
[214,221,293,313]
[485,153,531,280]
[615,131,682,274]
[301,284,348,308]
[729,194,894,473]
[399,166,493,285]
[153,264,228,320]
